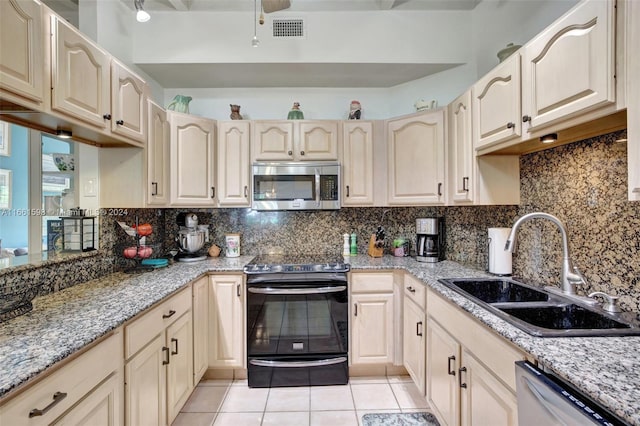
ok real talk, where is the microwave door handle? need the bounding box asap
[316,168,321,207]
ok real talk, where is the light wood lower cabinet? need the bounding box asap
[0,331,123,426]
[350,272,395,365]
[208,274,245,368]
[192,276,209,384]
[426,289,524,426]
[124,287,194,426]
[403,294,426,395]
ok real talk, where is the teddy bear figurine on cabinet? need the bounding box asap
[230,104,243,120]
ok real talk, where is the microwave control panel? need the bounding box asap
[320,175,339,200]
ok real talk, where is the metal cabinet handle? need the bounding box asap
[447,356,456,376]
[162,310,176,319]
[29,392,67,418]
[522,115,531,123]
[171,338,179,355]
[438,183,443,197]
[346,185,350,197]
[244,186,248,198]
[354,303,358,316]
[462,177,469,192]
[116,119,124,125]
[288,150,293,156]
[506,122,515,129]
[300,150,305,156]
[103,114,112,120]
[162,347,170,365]
[237,283,241,297]
[459,366,467,388]
[416,321,423,336]
[211,187,216,199]
[406,286,416,293]
[151,182,158,196]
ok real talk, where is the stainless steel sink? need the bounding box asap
[438,278,640,337]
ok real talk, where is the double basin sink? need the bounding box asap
[438,278,640,337]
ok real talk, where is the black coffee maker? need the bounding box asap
[415,217,445,263]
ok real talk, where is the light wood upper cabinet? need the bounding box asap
[521,0,615,133]
[472,53,521,151]
[218,121,251,207]
[387,109,446,205]
[146,100,170,206]
[342,121,374,206]
[110,60,146,143]
[169,111,216,206]
[209,275,245,368]
[252,120,338,161]
[627,0,640,201]
[297,121,339,160]
[449,90,474,204]
[0,0,44,107]
[51,15,110,130]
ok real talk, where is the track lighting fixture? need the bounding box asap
[134,0,150,23]
[252,0,260,47]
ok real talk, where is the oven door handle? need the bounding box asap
[248,286,347,295]
[250,357,348,368]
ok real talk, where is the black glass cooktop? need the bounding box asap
[244,254,350,274]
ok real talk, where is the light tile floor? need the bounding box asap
[173,376,433,426]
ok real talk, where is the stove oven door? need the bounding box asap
[246,277,348,387]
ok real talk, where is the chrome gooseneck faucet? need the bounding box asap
[504,212,586,296]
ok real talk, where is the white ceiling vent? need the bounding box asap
[272,18,305,38]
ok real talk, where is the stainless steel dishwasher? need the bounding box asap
[515,361,627,426]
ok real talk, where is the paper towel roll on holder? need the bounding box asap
[487,227,513,276]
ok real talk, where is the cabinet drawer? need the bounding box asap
[0,331,122,426]
[125,287,191,359]
[351,272,394,293]
[403,274,426,310]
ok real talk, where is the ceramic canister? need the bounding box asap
[225,233,240,257]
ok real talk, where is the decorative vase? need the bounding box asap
[287,102,304,119]
[167,95,193,113]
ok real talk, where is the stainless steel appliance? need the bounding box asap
[416,217,444,263]
[515,361,625,425]
[174,212,208,262]
[252,162,340,210]
[244,254,350,387]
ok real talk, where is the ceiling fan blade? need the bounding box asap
[262,0,291,13]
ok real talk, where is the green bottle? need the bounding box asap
[350,232,357,255]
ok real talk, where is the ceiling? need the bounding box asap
[42,0,479,88]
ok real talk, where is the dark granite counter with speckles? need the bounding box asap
[1,255,638,425]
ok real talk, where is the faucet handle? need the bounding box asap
[569,265,588,285]
[588,291,622,313]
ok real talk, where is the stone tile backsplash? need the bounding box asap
[1,129,638,313]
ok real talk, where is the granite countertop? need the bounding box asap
[0,255,638,425]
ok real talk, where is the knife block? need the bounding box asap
[367,234,384,257]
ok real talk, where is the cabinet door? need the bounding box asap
[209,275,245,368]
[147,100,169,206]
[387,110,445,205]
[125,334,167,426]
[472,54,521,151]
[51,15,110,129]
[521,0,615,132]
[459,350,518,426]
[218,121,251,206]
[169,111,216,206]
[629,0,640,201]
[297,121,339,160]
[351,293,394,364]
[166,312,194,425]
[252,121,294,161]
[449,91,473,204]
[110,60,146,144]
[0,0,44,106]
[342,121,374,206]
[403,296,425,395]
[192,276,209,385]
[427,319,460,426]
[53,371,123,426]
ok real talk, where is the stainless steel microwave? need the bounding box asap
[252,162,341,210]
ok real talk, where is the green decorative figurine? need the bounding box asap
[287,102,304,119]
